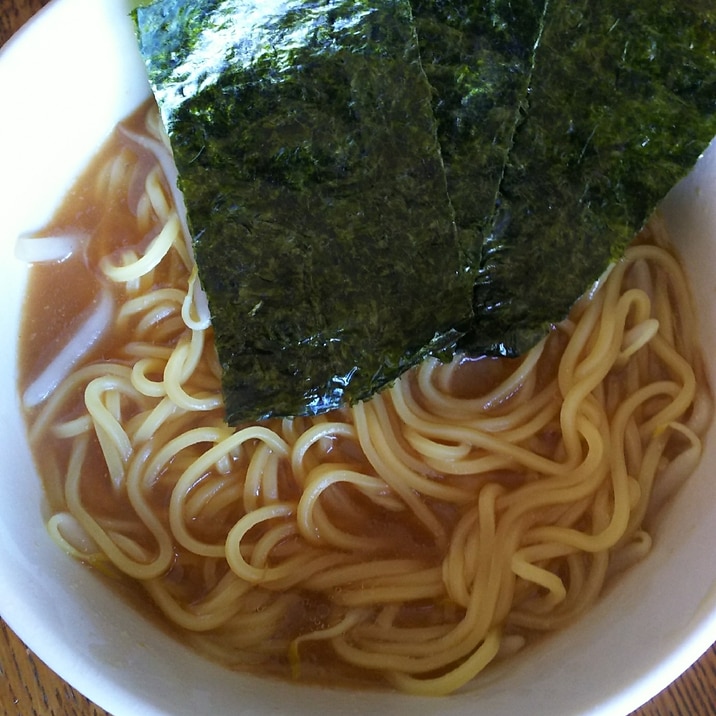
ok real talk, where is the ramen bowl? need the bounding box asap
[1,1,716,715]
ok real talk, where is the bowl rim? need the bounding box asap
[1,2,715,715]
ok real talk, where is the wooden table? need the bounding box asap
[1,1,716,714]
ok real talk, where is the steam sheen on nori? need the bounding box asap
[133,0,716,422]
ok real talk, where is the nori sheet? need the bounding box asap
[410,0,548,266]
[465,0,716,355]
[134,0,472,423]
[133,0,716,421]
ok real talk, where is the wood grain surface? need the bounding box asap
[1,1,715,714]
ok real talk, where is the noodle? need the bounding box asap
[19,102,712,695]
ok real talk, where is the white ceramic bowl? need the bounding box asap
[1,2,715,714]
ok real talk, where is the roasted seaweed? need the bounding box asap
[134,0,472,422]
[410,0,548,266]
[466,1,716,355]
[133,0,716,422]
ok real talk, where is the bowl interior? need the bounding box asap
[1,2,715,715]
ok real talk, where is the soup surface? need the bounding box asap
[18,101,712,695]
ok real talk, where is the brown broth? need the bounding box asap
[20,106,157,395]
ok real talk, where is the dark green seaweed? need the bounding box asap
[134,0,472,423]
[133,0,716,421]
[410,0,548,266]
[465,1,716,355]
